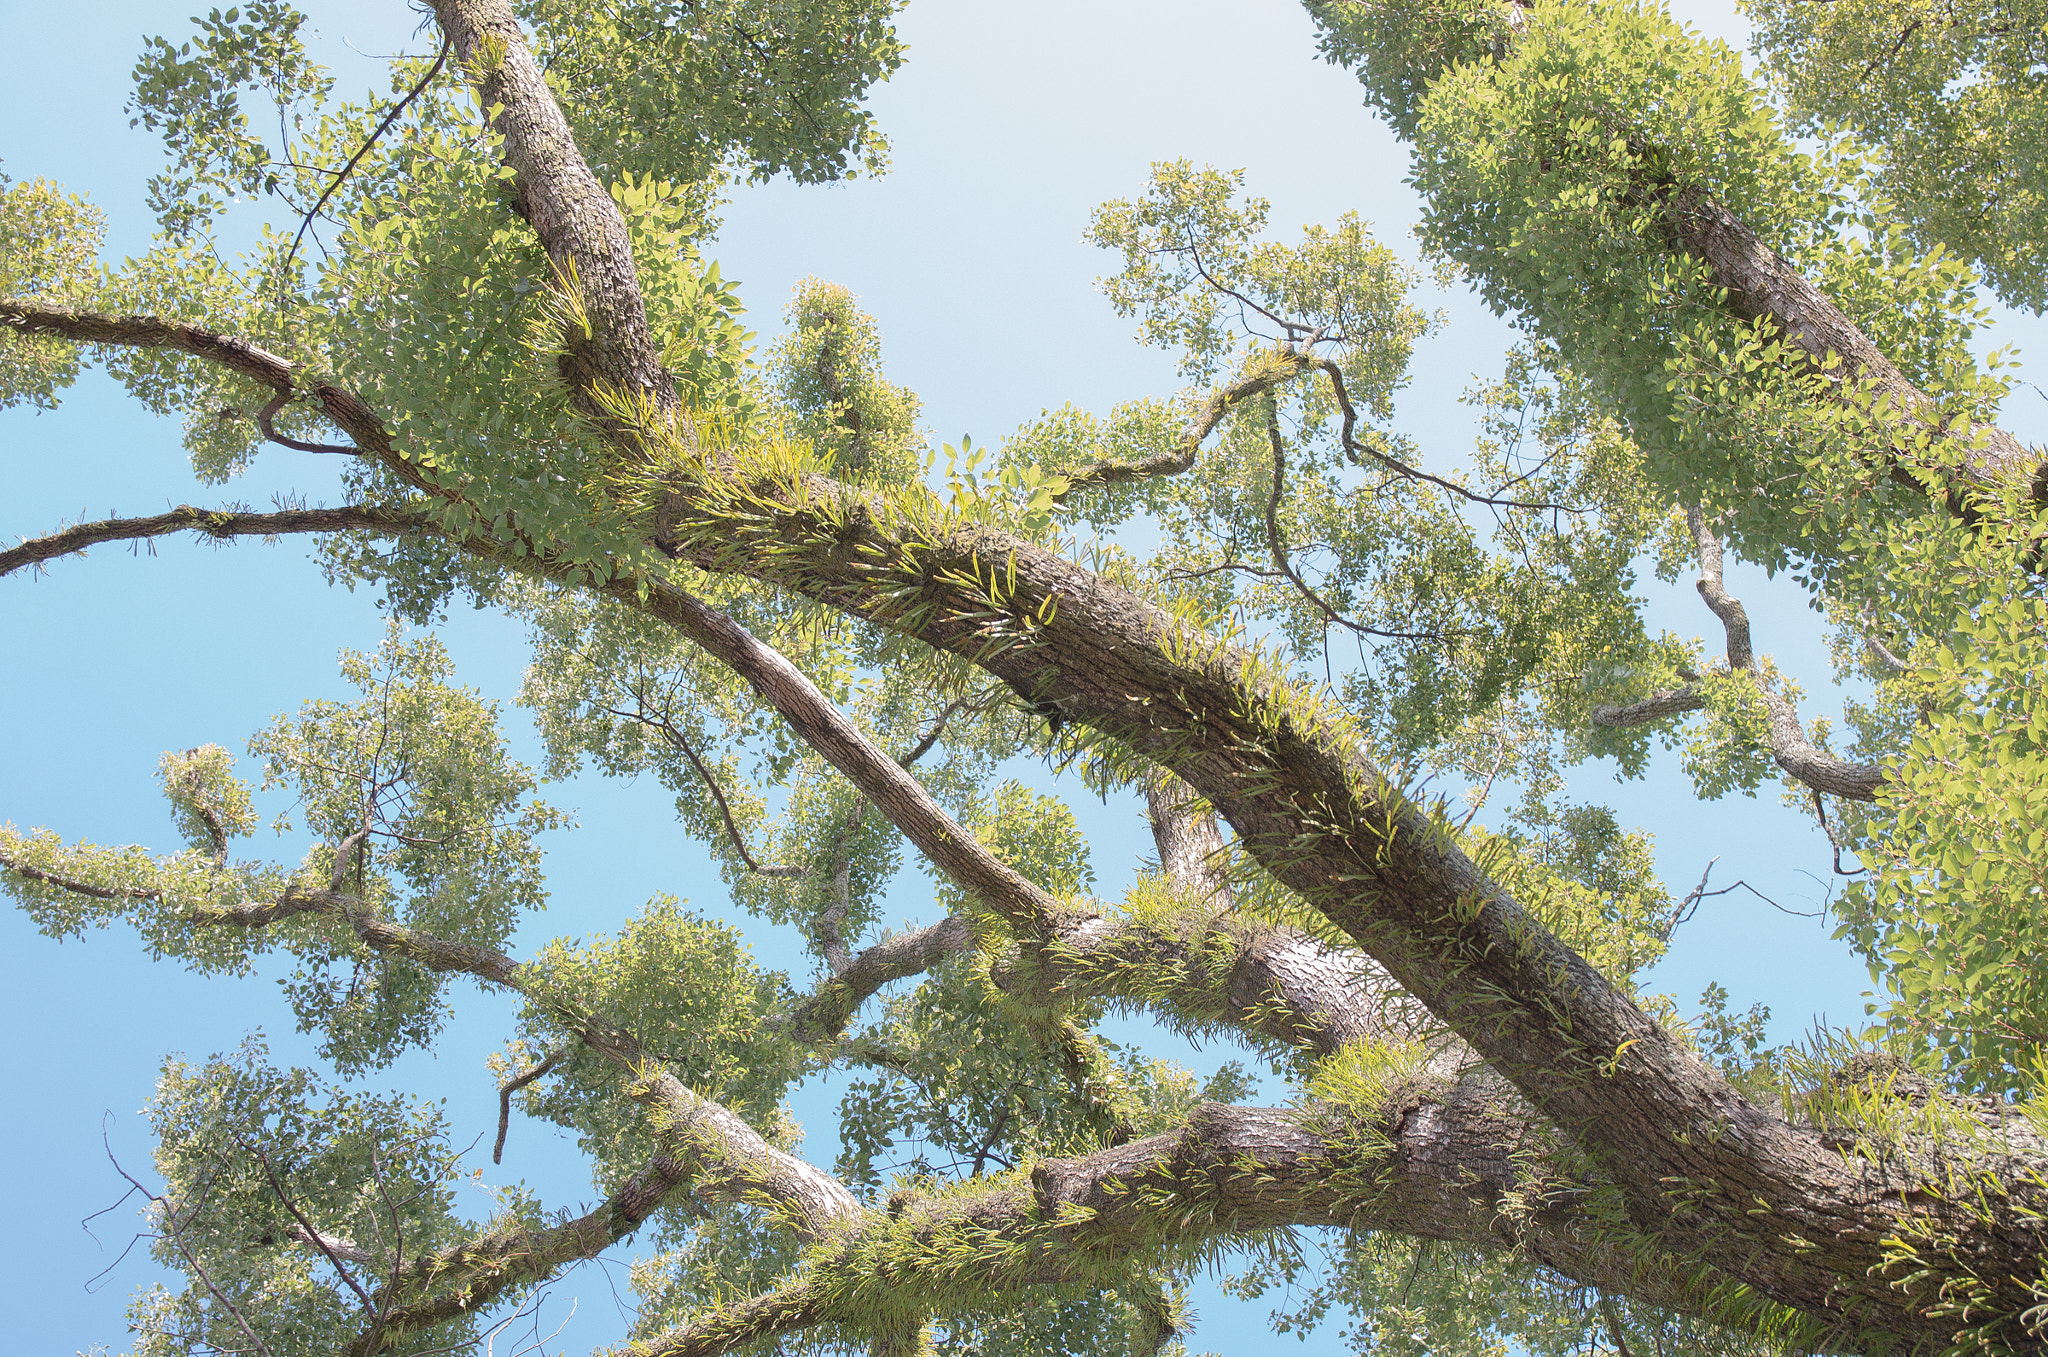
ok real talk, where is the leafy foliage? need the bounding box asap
[10,0,2048,1352]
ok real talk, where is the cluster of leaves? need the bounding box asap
[0,172,106,408]
[132,1039,482,1357]
[1226,1231,1793,1357]
[519,0,904,188]
[1832,519,2048,1095]
[768,276,925,481]
[1748,0,2048,312]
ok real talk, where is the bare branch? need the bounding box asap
[600,689,804,878]
[240,1136,380,1314]
[254,388,357,454]
[1688,507,1885,801]
[1,504,431,580]
[1264,405,1440,642]
[282,39,452,277]
[1057,351,1314,495]
[493,1044,567,1165]
[1313,357,1576,512]
[105,1140,279,1357]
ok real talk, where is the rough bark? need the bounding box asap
[628,1087,1773,1357]
[427,0,678,432]
[1145,771,1232,907]
[7,0,2042,1339]
[1660,185,2045,504]
[16,272,2041,1357]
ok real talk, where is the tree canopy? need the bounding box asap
[4,0,2048,1354]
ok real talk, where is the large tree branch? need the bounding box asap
[350,1150,690,1354]
[626,1090,1782,1357]
[780,914,974,1044]
[634,489,2048,1338]
[16,8,2036,1338]
[418,24,2048,1338]
[1590,687,1706,728]
[427,0,677,430]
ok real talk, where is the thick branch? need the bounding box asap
[428,0,677,426]
[627,1090,1756,1357]
[1146,771,1231,907]
[355,1150,691,1352]
[1590,687,1706,728]
[611,578,1068,939]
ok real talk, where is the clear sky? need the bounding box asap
[4,1,2037,1353]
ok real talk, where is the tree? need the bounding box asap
[3,0,2046,1352]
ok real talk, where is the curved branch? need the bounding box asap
[1264,405,1440,642]
[0,301,436,494]
[1057,350,1313,496]
[3,855,862,1325]
[493,1043,566,1165]
[1687,506,1886,801]
[255,388,357,454]
[1314,357,1576,512]
[354,1149,691,1354]
[780,914,974,1045]
[600,689,804,878]
[625,1092,1762,1357]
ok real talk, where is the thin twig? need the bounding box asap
[1263,404,1438,642]
[282,39,452,278]
[603,685,804,877]
[1314,358,1576,512]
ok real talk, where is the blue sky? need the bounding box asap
[4,0,2036,1352]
